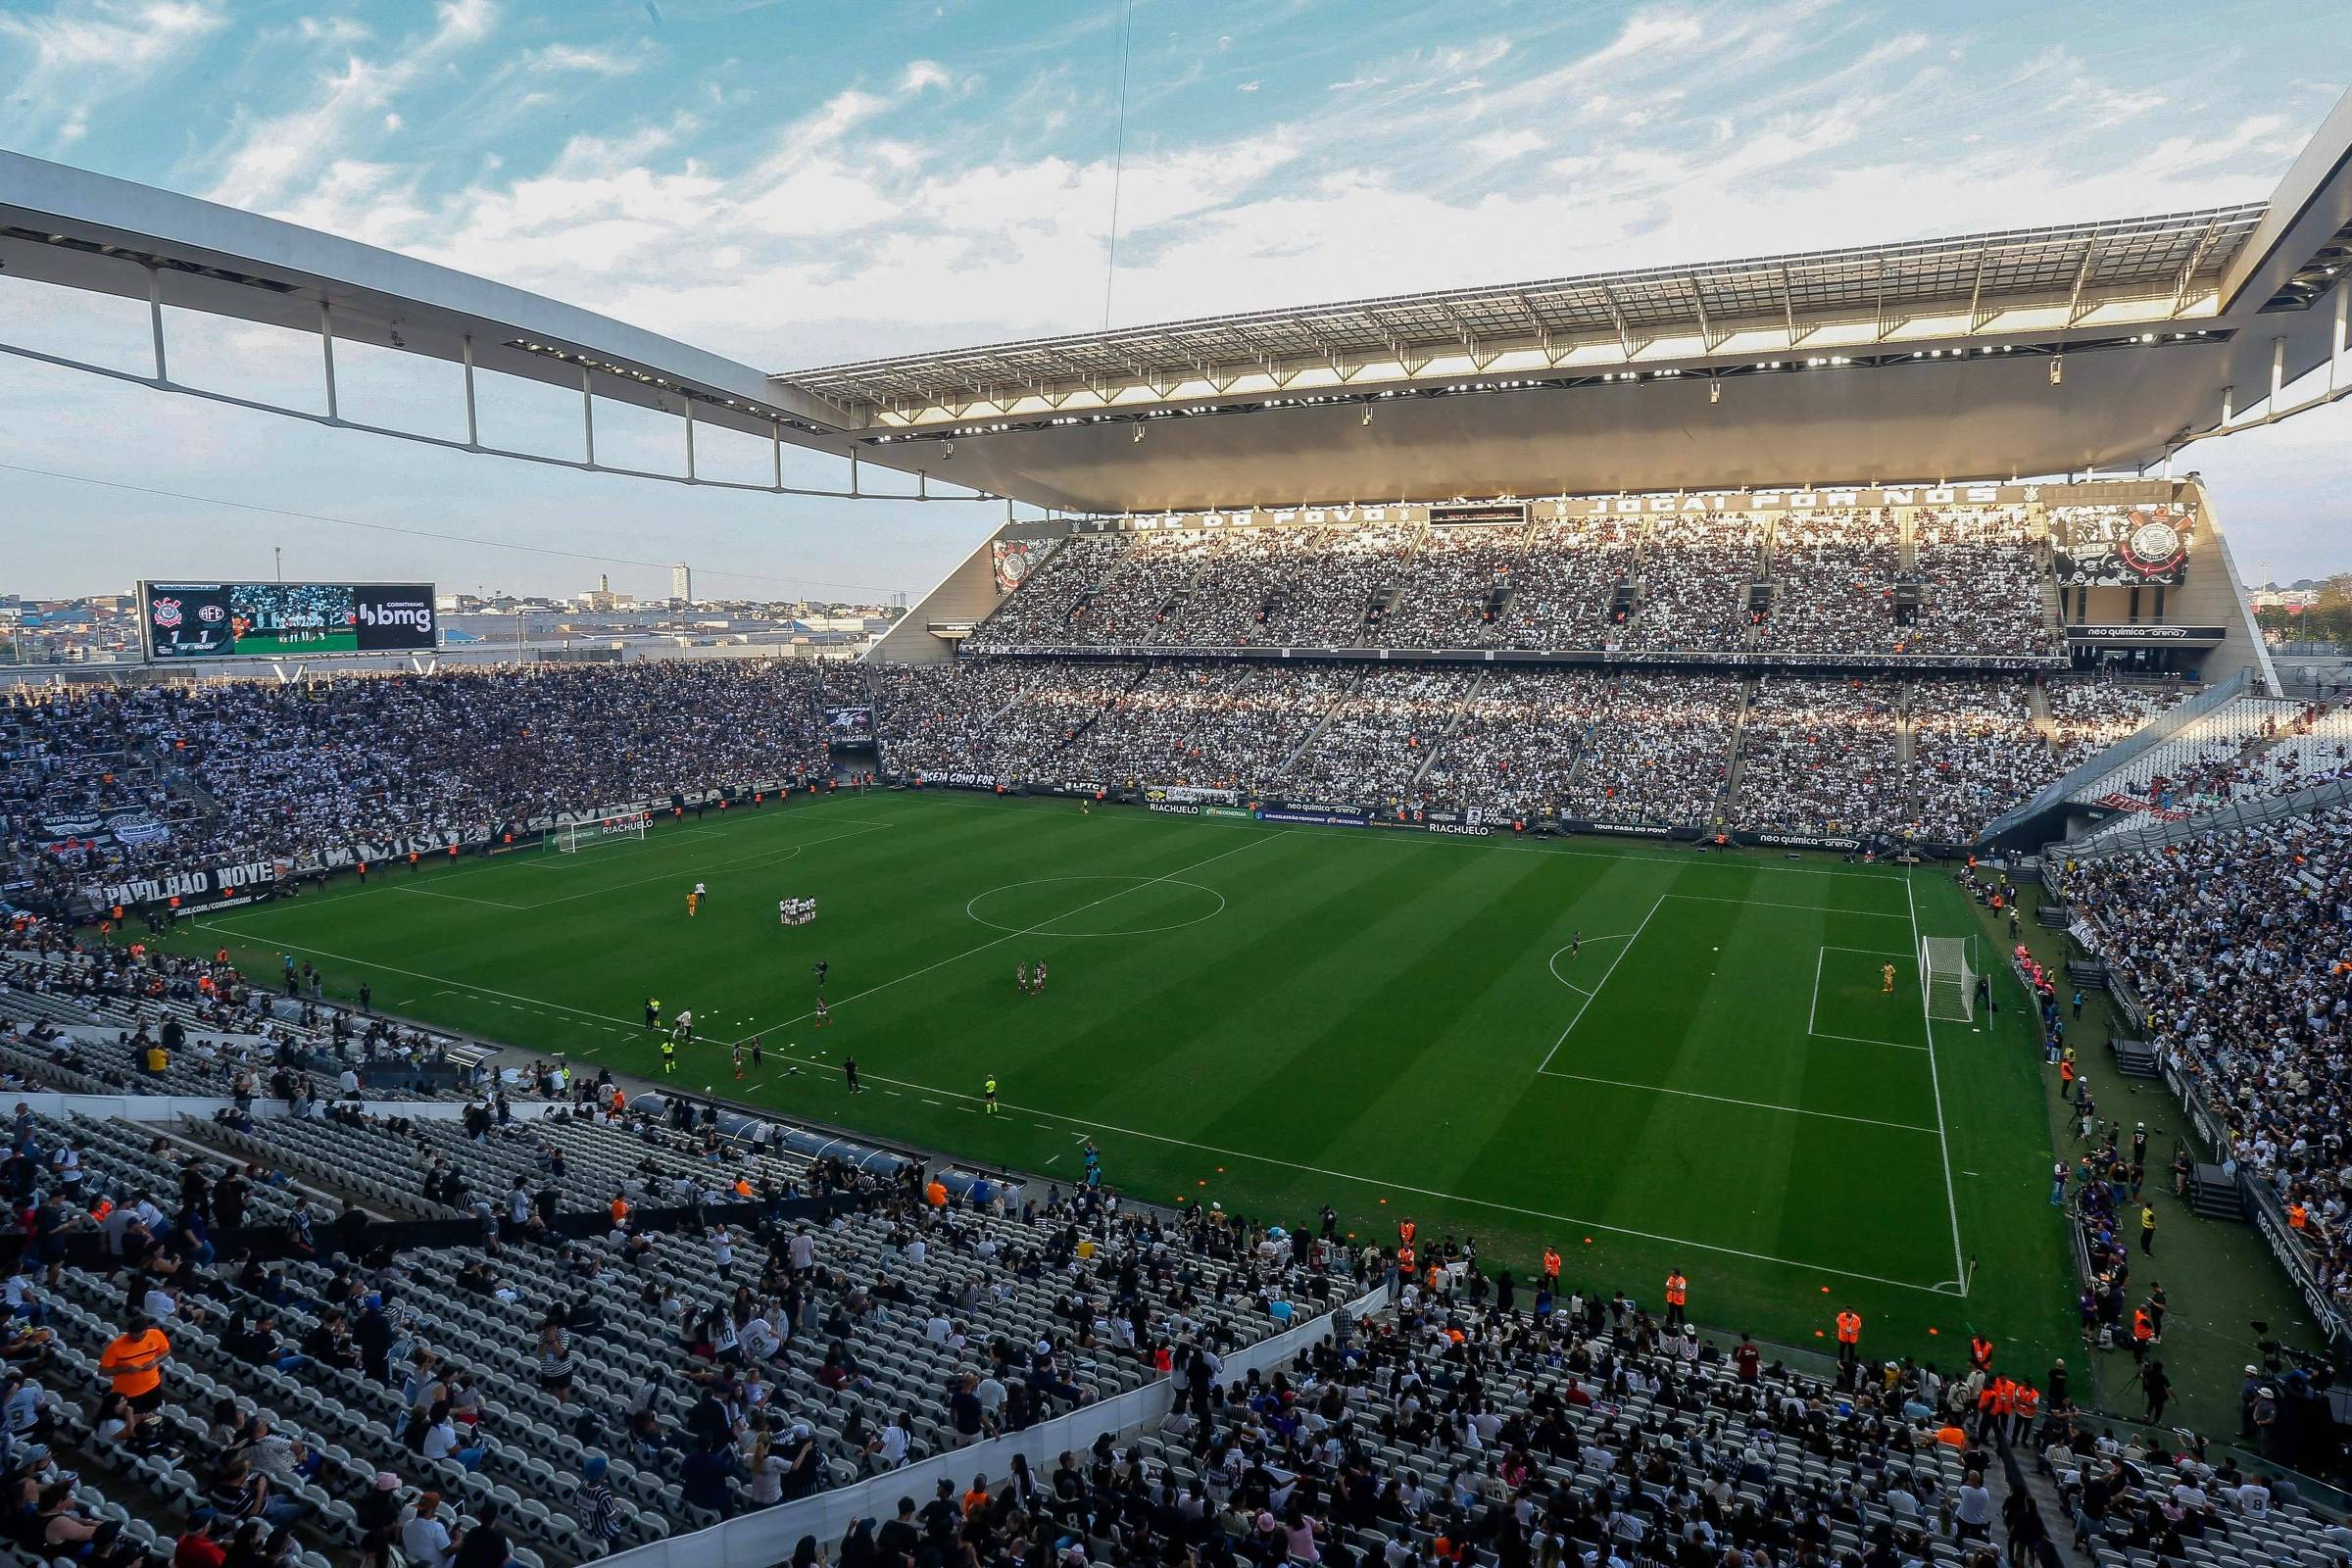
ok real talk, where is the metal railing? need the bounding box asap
[2054,769,2352,861]
[1980,670,2245,844]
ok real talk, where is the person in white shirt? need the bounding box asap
[2233,1479,2272,1518]
[877,1414,909,1469]
[402,1495,462,1568]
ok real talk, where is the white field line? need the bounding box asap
[1664,894,1911,918]
[1533,1071,1940,1134]
[1907,866,1970,1292]
[751,1047,1957,1297]
[1535,894,1665,1074]
[719,828,1298,1045]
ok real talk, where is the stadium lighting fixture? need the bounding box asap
[1132,425,1144,443]
[1361,408,1373,425]
[2050,357,2064,385]
[1709,379,1722,405]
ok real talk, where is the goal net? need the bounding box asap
[546,812,649,853]
[1921,935,1975,1023]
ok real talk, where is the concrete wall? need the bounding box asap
[2176,478,2279,694]
[865,517,1072,666]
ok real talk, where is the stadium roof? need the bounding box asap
[2,87,2348,512]
[787,206,2265,415]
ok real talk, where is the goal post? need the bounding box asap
[1921,934,1975,1023]
[545,811,650,853]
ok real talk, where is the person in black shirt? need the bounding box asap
[875,1497,922,1567]
[918,1479,960,1551]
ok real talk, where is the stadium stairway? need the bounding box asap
[1273,665,1362,774]
[2067,956,2110,991]
[2106,1034,2163,1079]
[1406,669,1486,788]
[2188,1161,2248,1221]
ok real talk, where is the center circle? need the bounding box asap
[965,875,1228,938]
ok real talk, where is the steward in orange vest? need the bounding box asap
[1542,1248,1561,1284]
[1968,1334,1994,1372]
[1834,1309,1862,1363]
[1664,1270,1689,1328]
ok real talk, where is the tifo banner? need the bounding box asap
[990,539,1038,595]
[2051,504,2195,586]
[85,858,280,912]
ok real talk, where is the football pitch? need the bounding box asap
[169,790,2077,1367]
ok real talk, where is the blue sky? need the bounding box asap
[2,0,2348,600]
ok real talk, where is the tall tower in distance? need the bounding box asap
[671,563,692,605]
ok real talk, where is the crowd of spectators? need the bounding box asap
[1375,525,1526,648]
[1763,510,1904,655]
[1623,515,1765,653]
[871,661,1036,779]
[1558,673,1740,826]
[1420,671,1612,819]
[1278,669,1476,808]
[1910,507,2065,657]
[1731,678,1899,838]
[2046,680,2191,772]
[1500,519,1638,651]
[1909,680,2054,843]
[7,663,837,905]
[1054,665,1351,793]
[2051,807,2352,1337]
[965,501,2082,662]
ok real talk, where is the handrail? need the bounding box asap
[1981,670,2244,844]
[2057,769,2352,862]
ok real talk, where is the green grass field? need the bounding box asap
[166,789,2079,1372]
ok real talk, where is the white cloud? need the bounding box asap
[1468,129,1546,163]
[900,59,951,93]
[521,42,645,76]
[204,0,498,210]
[0,0,224,142]
[1237,80,1259,93]
[1327,75,1385,92]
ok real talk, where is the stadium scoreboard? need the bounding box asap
[137,580,438,661]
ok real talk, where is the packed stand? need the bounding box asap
[1763,510,1904,655]
[8,664,836,903]
[1420,671,1612,819]
[2045,679,2191,772]
[1557,673,1739,826]
[1731,678,1901,838]
[963,536,1126,652]
[1278,669,1474,808]
[872,661,1036,778]
[1625,514,1764,653]
[1909,680,2059,842]
[1499,518,1639,651]
[2051,807,2352,1348]
[1909,507,2063,657]
[1375,525,1526,648]
[1054,665,1350,794]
